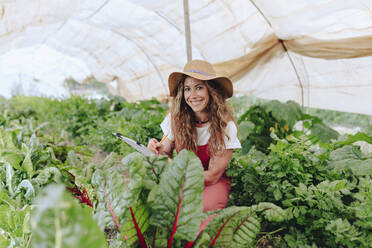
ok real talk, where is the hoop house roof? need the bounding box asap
[1,0,372,115]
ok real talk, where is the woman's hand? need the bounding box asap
[148,136,174,157]
[147,138,162,155]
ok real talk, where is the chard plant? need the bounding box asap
[0,190,31,247]
[91,150,285,247]
[0,125,96,246]
[31,184,107,248]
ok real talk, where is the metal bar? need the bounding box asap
[279,40,304,108]
[183,0,192,62]
[249,0,306,109]
[249,0,272,27]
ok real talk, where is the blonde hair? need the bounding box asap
[170,76,235,156]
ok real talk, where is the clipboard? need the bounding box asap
[112,132,155,156]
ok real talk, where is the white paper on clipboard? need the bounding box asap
[113,132,155,156]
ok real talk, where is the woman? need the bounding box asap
[147,59,241,212]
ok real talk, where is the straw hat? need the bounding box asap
[168,60,233,98]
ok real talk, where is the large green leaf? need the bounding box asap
[0,128,17,150]
[0,234,10,248]
[329,145,372,176]
[0,151,23,170]
[121,153,149,219]
[31,184,107,248]
[330,145,363,161]
[121,200,149,246]
[310,122,339,143]
[150,150,204,243]
[150,227,169,248]
[353,159,372,176]
[31,167,62,188]
[119,154,163,247]
[92,152,148,230]
[263,100,302,128]
[238,121,255,141]
[335,132,372,146]
[92,153,125,229]
[255,202,287,222]
[0,190,31,247]
[0,190,17,209]
[197,206,260,248]
[21,149,33,179]
[0,204,31,242]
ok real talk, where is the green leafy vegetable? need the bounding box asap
[31,184,107,248]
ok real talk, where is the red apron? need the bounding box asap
[196,144,231,212]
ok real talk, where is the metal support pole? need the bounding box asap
[183,0,192,62]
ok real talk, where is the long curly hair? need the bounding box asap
[170,76,236,156]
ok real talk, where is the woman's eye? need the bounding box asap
[184,88,190,92]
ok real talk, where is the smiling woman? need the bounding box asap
[147,59,241,212]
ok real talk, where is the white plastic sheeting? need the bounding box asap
[0,0,371,115]
[0,45,90,98]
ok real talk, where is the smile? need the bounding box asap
[189,100,204,105]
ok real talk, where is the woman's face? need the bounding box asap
[183,76,210,113]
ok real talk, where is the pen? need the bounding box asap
[160,134,167,144]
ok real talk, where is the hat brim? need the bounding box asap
[168,71,233,99]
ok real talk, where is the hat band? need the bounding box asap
[186,70,211,77]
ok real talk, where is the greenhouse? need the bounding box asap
[0,0,371,247]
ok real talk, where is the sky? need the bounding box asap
[0,45,91,98]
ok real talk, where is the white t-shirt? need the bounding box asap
[160,114,241,149]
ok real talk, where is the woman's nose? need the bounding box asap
[190,89,198,97]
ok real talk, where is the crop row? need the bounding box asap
[0,95,371,247]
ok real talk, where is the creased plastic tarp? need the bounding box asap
[0,0,371,115]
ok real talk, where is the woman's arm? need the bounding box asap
[147,137,174,157]
[204,149,233,185]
